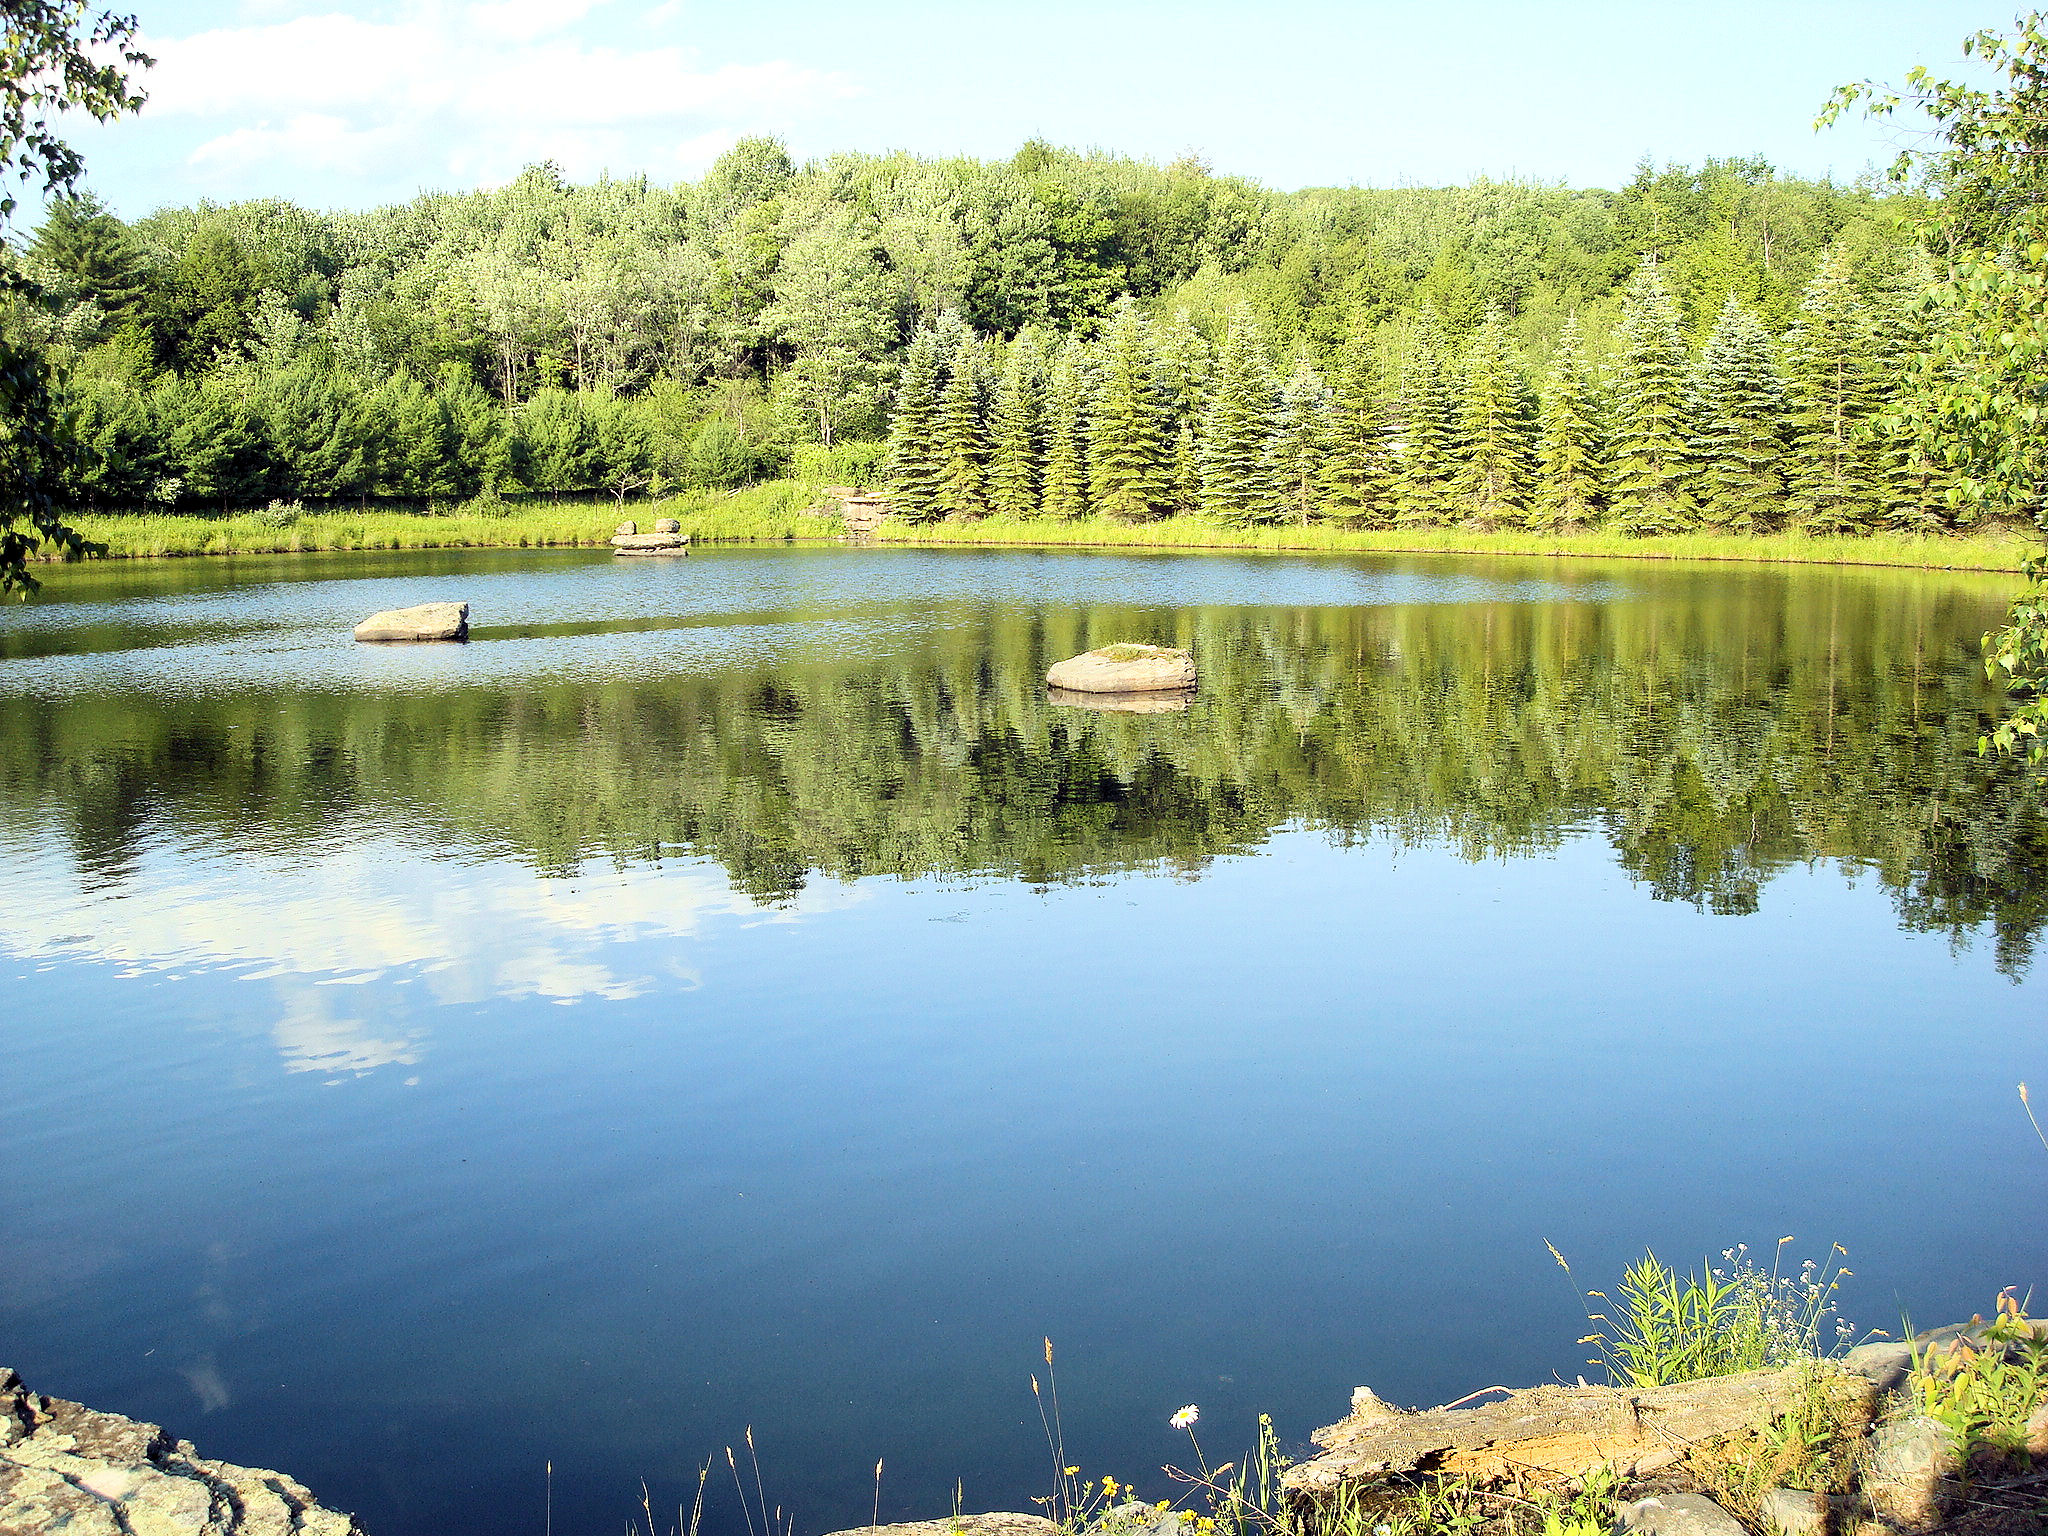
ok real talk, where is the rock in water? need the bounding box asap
[0,1366,366,1535]
[610,532,690,557]
[616,521,638,535]
[1612,1494,1747,1536]
[353,601,468,642]
[654,517,682,534]
[820,1518,1056,1536]
[1045,644,1195,694]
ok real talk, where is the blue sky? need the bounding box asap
[62,0,1993,217]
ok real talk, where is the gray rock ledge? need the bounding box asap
[353,601,468,643]
[0,1365,366,1536]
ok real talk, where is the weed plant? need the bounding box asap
[1551,1240,1856,1387]
[1913,1291,2048,1467]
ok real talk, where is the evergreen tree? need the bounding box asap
[1321,346,1397,525]
[1530,314,1605,530]
[1170,421,1200,515]
[1088,297,1173,522]
[1865,249,1953,531]
[1784,245,1883,533]
[1607,256,1697,535]
[932,323,989,519]
[28,193,150,329]
[1199,306,1279,521]
[987,329,1043,518]
[1393,310,1460,526]
[1154,307,1212,433]
[885,324,947,522]
[1455,307,1535,520]
[1691,295,1788,531]
[1268,358,1332,525]
[1040,339,1091,519]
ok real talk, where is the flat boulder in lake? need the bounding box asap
[1045,643,1195,694]
[610,531,689,556]
[352,601,469,643]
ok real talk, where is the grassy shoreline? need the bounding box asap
[38,487,2043,573]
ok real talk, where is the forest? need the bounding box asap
[5,140,1962,535]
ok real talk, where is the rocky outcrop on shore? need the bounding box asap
[0,1367,365,1536]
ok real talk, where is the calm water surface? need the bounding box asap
[3,544,2045,1536]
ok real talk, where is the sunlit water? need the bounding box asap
[3,544,2044,1536]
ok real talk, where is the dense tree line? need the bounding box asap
[5,139,1924,515]
[882,246,1962,535]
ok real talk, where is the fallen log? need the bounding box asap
[1281,1368,1873,1495]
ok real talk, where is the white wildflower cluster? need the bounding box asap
[1711,1240,1858,1363]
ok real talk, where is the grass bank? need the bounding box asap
[48,488,2043,573]
[58,483,836,560]
[873,514,2043,572]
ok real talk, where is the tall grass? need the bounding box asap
[56,482,838,561]
[873,514,2039,572]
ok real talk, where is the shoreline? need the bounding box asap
[25,497,2043,577]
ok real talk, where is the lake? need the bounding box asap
[3,543,2045,1536]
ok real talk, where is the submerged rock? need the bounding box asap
[1048,685,1194,714]
[0,1366,365,1536]
[352,601,468,642]
[1045,645,1195,694]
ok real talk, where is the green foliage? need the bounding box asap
[1557,1241,1855,1387]
[988,330,1044,518]
[1041,339,1092,519]
[886,325,948,521]
[933,320,990,520]
[1607,258,1698,536]
[1912,1292,2048,1465]
[1455,308,1534,521]
[1320,347,1396,525]
[1088,297,1173,522]
[1199,307,1278,522]
[1529,315,1604,531]
[1693,296,1788,532]
[1267,359,1331,526]
[1784,246,1884,533]
[1394,311,1460,527]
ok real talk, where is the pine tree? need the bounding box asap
[1170,422,1200,515]
[1691,295,1788,531]
[1268,358,1332,525]
[933,324,989,519]
[987,329,1044,519]
[1199,306,1279,521]
[1321,346,1397,525]
[1088,297,1173,521]
[1607,256,1697,535]
[1530,314,1605,530]
[1784,246,1883,534]
[885,324,947,522]
[1865,249,1953,532]
[1455,307,1535,521]
[1040,338,1091,519]
[27,193,150,328]
[1153,308,1213,433]
[1394,310,1460,526]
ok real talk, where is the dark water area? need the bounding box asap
[2,544,2044,1536]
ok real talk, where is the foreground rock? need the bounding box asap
[820,1516,1057,1536]
[1282,1367,1850,1493]
[1613,1493,1747,1536]
[1045,645,1196,694]
[0,1367,365,1536]
[352,601,468,642]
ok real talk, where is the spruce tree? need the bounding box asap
[1691,295,1788,531]
[1393,310,1460,526]
[1170,422,1200,515]
[1199,306,1279,521]
[987,329,1044,519]
[1865,249,1952,532]
[1321,346,1397,525]
[1268,358,1332,525]
[1040,339,1091,519]
[1154,307,1213,434]
[1607,256,1697,535]
[1784,245,1883,534]
[28,193,150,328]
[885,325,946,522]
[933,325,989,520]
[1455,307,1535,521]
[1530,314,1605,530]
[1088,297,1173,521]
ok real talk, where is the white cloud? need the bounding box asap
[133,2,855,197]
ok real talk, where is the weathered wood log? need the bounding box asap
[1282,1368,1873,1495]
